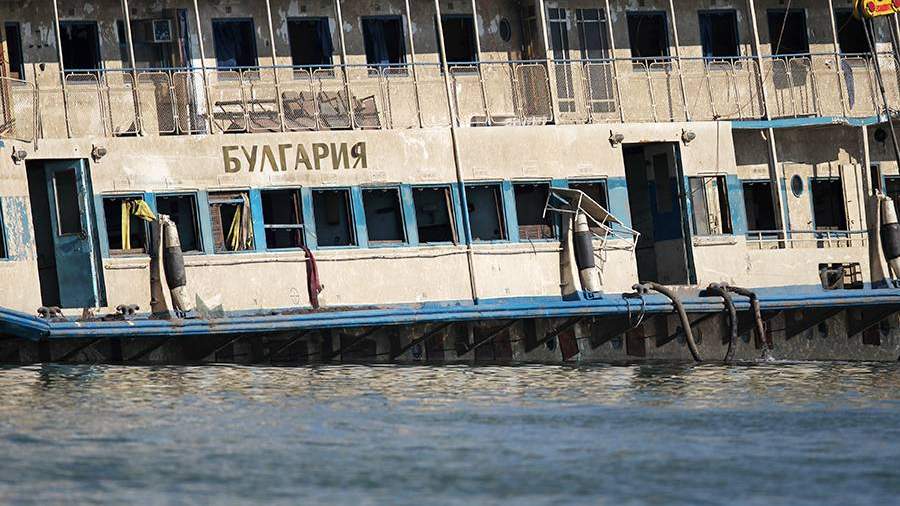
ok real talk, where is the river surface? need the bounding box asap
[0,363,899,505]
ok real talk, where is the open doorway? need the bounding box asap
[623,143,694,285]
[60,21,102,71]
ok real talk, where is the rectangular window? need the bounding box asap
[885,176,900,212]
[117,19,174,69]
[513,182,555,240]
[4,23,24,80]
[811,178,848,231]
[288,18,333,68]
[261,189,305,250]
[626,12,669,60]
[362,188,406,245]
[466,184,507,241]
[834,9,869,55]
[576,9,610,61]
[59,21,102,71]
[156,194,202,253]
[413,187,456,244]
[0,200,8,259]
[212,19,257,69]
[688,176,733,236]
[548,8,570,61]
[313,189,355,247]
[53,169,82,236]
[698,11,739,59]
[742,181,777,234]
[439,15,477,64]
[568,181,609,234]
[103,196,148,255]
[208,191,254,253]
[362,17,406,67]
[767,10,809,56]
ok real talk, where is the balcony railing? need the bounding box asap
[2,52,899,143]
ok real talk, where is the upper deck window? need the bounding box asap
[288,18,333,69]
[117,19,175,69]
[767,9,809,56]
[548,9,569,61]
[362,17,406,67]
[3,23,25,79]
[626,12,669,61]
[698,11,739,59]
[60,21,101,71]
[576,9,610,61]
[742,181,777,234]
[438,15,477,65]
[212,19,258,69]
[834,9,869,55]
[811,178,848,231]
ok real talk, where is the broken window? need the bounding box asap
[288,18,333,68]
[466,184,507,241]
[261,189,305,250]
[362,17,406,67]
[576,9,610,61]
[698,11,739,59]
[741,181,778,234]
[513,182,555,240]
[438,15,477,64]
[103,196,149,255]
[568,180,609,234]
[689,176,733,236]
[811,178,848,231]
[767,9,809,55]
[4,23,24,79]
[156,194,202,253]
[362,188,406,245]
[627,12,669,60]
[212,19,258,69]
[413,186,456,244]
[60,21,102,71]
[834,9,869,55]
[117,19,175,69]
[313,189,355,247]
[208,191,254,253]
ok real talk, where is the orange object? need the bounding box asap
[854,0,900,18]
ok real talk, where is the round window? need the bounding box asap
[499,18,512,42]
[790,174,804,197]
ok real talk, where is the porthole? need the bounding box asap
[499,18,512,42]
[790,174,804,197]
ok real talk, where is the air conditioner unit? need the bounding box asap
[152,19,173,43]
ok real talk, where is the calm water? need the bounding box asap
[1,363,899,505]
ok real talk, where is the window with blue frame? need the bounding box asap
[209,191,255,253]
[465,184,507,241]
[313,189,355,247]
[568,180,609,234]
[156,194,202,253]
[413,186,456,244]
[688,176,733,236]
[102,195,149,256]
[261,189,305,250]
[362,187,406,245]
[513,182,555,240]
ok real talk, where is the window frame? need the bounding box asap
[465,182,509,243]
[287,16,334,72]
[0,198,9,260]
[766,8,810,56]
[436,14,479,68]
[311,187,357,249]
[697,9,740,60]
[809,176,848,232]
[258,187,307,252]
[687,175,734,237]
[740,179,779,238]
[411,184,458,246]
[625,11,671,64]
[511,180,557,242]
[155,191,205,254]
[3,22,25,80]
[101,193,151,257]
[208,189,256,254]
[361,185,408,247]
[361,15,408,72]
[211,17,259,70]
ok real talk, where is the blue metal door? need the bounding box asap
[44,160,101,308]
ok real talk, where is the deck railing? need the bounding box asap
[746,229,869,250]
[2,52,899,143]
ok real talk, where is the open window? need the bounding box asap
[313,189,355,247]
[811,178,848,231]
[576,9,610,60]
[212,19,257,69]
[117,19,176,69]
[767,9,809,56]
[4,23,24,79]
[698,11,739,59]
[103,196,149,256]
[688,176,733,236]
[513,182,555,240]
[60,21,101,72]
[288,17,333,69]
[626,12,669,61]
[261,189,305,250]
[362,188,406,245]
[466,184,507,241]
[568,180,609,234]
[438,15,477,64]
[208,191,254,253]
[742,181,778,235]
[362,17,406,68]
[413,186,456,244]
[156,194,202,253]
[834,9,869,55]
[0,200,8,259]
[885,176,900,212]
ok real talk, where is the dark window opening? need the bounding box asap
[261,189,305,250]
[413,187,456,244]
[103,196,148,255]
[767,9,809,55]
[438,15,477,64]
[117,19,175,69]
[60,21,101,71]
[742,181,778,234]
[53,169,82,236]
[689,176,733,236]
[576,9,610,61]
[627,12,669,60]
[4,23,25,79]
[466,185,506,241]
[313,189,354,247]
[209,191,254,253]
[550,9,575,113]
[156,194,202,253]
[0,201,7,259]
[513,183,555,240]
[834,9,869,55]
[288,17,333,68]
[362,188,405,244]
[811,178,848,231]
[212,19,257,69]
[698,11,739,59]
[569,181,610,234]
[362,17,406,67]
[885,176,900,212]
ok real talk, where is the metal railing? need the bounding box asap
[3,52,900,143]
[746,229,869,250]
